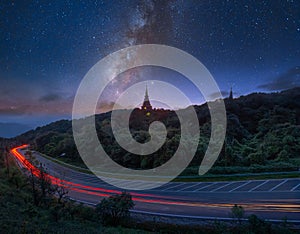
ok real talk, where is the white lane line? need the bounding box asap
[210,182,232,192]
[229,181,252,192]
[103,179,160,189]
[193,183,214,192]
[249,180,269,192]
[109,180,134,187]
[120,180,143,187]
[68,198,300,224]
[131,210,300,224]
[268,179,288,192]
[177,183,200,192]
[291,183,300,192]
[161,183,184,191]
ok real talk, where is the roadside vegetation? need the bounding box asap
[0,148,147,233]
[0,147,298,233]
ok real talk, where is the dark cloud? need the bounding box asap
[0,95,73,116]
[209,90,230,100]
[97,102,125,113]
[0,88,73,116]
[39,93,63,102]
[258,67,300,91]
[0,105,31,115]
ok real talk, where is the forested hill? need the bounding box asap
[12,87,300,172]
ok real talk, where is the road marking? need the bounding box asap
[131,210,300,224]
[229,181,252,192]
[291,183,300,192]
[109,179,133,187]
[177,183,200,191]
[249,180,269,192]
[161,183,184,191]
[118,180,143,187]
[193,183,214,192]
[268,179,288,191]
[210,182,232,192]
[67,198,300,224]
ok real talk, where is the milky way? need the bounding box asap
[0,0,299,127]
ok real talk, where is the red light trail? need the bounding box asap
[10,145,300,213]
[10,145,196,206]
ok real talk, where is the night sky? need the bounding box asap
[0,0,299,132]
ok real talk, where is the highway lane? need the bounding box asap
[11,145,300,221]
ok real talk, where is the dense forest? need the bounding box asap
[13,87,300,175]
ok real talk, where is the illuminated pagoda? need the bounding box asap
[141,85,152,114]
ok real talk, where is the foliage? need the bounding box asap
[248,214,271,233]
[0,148,149,233]
[0,147,298,233]
[230,204,245,224]
[96,192,134,226]
[13,87,300,174]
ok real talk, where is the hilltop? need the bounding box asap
[9,87,300,174]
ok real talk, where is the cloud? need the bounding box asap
[257,66,300,91]
[0,94,73,116]
[0,75,75,116]
[209,90,230,100]
[0,105,31,115]
[39,93,63,102]
[96,102,125,113]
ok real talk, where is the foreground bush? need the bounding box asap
[96,192,134,226]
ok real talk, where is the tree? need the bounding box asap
[230,204,245,224]
[95,192,134,226]
[8,167,24,189]
[278,149,289,161]
[27,161,67,207]
[53,177,69,204]
[28,167,39,206]
[248,214,271,233]
[4,146,10,176]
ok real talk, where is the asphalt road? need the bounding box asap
[12,146,300,221]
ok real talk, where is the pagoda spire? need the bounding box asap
[229,86,233,100]
[141,84,152,111]
[144,84,149,102]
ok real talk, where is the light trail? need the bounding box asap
[10,145,300,213]
[11,145,193,204]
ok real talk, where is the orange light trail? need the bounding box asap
[11,145,187,204]
[10,145,300,213]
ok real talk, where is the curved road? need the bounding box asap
[11,145,300,222]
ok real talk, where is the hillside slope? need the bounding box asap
[12,87,300,173]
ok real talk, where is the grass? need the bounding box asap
[4,149,299,233]
[34,150,300,182]
[34,151,93,174]
[0,150,150,234]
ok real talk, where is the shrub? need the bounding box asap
[230,204,245,224]
[96,192,134,226]
[248,214,271,233]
